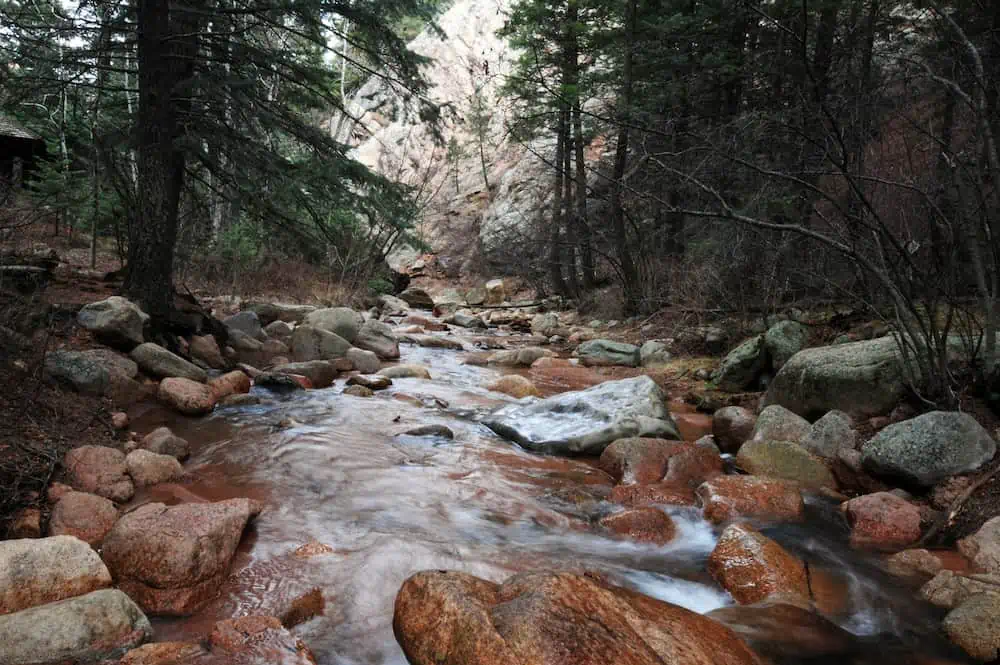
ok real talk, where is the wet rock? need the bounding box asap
[64,445,134,502]
[599,507,676,545]
[488,347,555,367]
[140,426,190,460]
[393,570,763,665]
[885,549,944,583]
[118,642,205,665]
[487,375,540,398]
[304,307,364,343]
[400,287,434,309]
[713,335,765,392]
[708,523,809,605]
[354,319,401,359]
[291,325,351,361]
[379,364,432,379]
[77,296,148,348]
[208,370,252,401]
[209,615,317,664]
[158,377,217,415]
[377,294,410,316]
[483,376,681,455]
[921,570,1000,609]
[264,320,293,338]
[261,338,290,357]
[600,438,720,489]
[531,313,560,337]
[130,343,207,382]
[841,492,921,550]
[751,404,811,444]
[764,320,808,371]
[638,340,672,368]
[696,475,805,524]
[347,374,392,390]
[801,410,855,459]
[10,508,41,538]
[189,335,226,369]
[576,339,639,367]
[0,535,112,613]
[709,601,856,661]
[229,329,263,352]
[959,516,1000,574]
[346,347,381,374]
[250,302,316,326]
[272,360,338,388]
[49,491,118,548]
[943,593,1000,662]
[402,424,455,439]
[610,483,698,507]
[0,589,151,665]
[343,385,374,397]
[861,411,997,488]
[736,439,837,490]
[446,311,486,329]
[125,449,183,488]
[101,498,263,616]
[256,372,307,392]
[219,393,262,407]
[43,350,110,395]
[405,333,465,350]
[713,406,756,454]
[224,311,265,341]
[763,336,908,419]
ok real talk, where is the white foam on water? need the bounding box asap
[624,570,734,614]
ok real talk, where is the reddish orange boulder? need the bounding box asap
[599,508,677,545]
[696,475,805,524]
[842,492,921,551]
[707,523,809,605]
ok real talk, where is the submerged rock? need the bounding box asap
[209,615,316,664]
[401,425,455,439]
[599,507,676,545]
[482,376,680,455]
[696,475,805,524]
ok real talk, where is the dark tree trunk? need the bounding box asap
[549,108,569,296]
[611,0,640,313]
[567,0,595,289]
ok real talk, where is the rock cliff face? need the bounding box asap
[343,0,554,273]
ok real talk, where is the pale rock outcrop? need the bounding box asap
[77,296,148,348]
[0,536,112,613]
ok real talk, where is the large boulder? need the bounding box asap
[713,406,757,454]
[736,440,837,490]
[273,360,339,388]
[943,593,1000,662]
[0,589,151,665]
[708,523,809,605]
[482,376,680,455]
[764,320,808,371]
[762,336,907,419]
[77,296,148,348]
[600,438,721,492]
[861,411,997,488]
[140,427,190,460]
[250,302,316,325]
[130,343,207,382]
[303,307,364,343]
[101,498,263,616]
[291,325,351,361]
[959,516,1000,574]
[484,279,505,305]
[709,602,856,662]
[751,405,811,444]
[0,536,112,613]
[531,313,560,337]
[599,508,677,545]
[713,335,766,392]
[801,410,855,459]
[353,319,400,359]
[64,445,134,502]
[400,287,434,309]
[376,294,410,316]
[841,492,921,550]
[576,339,639,367]
[125,450,183,488]
[696,476,805,524]
[264,320,293,339]
[639,340,672,368]
[223,311,265,341]
[393,570,764,665]
[158,377,216,416]
[188,335,226,369]
[44,350,110,395]
[49,492,119,548]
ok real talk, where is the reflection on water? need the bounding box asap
[136,339,971,665]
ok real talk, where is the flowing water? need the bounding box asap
[129,331,974,665]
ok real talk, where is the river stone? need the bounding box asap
[959,516,1000,574]
[347,374,392,390]
[465,287,487,306]
[576,339,639,367]
[762,336,907,419]
[696,475,805,524]
[400,287,434,309]
[227,329,263,353]
[599,507,677,545]
[224,311,266,341]
[0,589,151,665]
[445,311,486,329]
[713,406,757,454]
[188,334,226,369]
[801,410,855,459]
[125,450,183,488]
[402,424,455,439]
[209,615,316,664]
[345,348,381,375]
[713,335,766,392]
[158,377,216,416]
[531,313,560,337]
[482,375,680,456]
[394,570,763,665]
[48,492,118,548]
[207,370,252,402]
[303,307,364,343]
[130,343,207,382]
[64,445,134,502]
[80,348,139,379]
[751,405,811,444]
[0,536,112,614]
[379,364,432,379]
[256,372,307,392]
[118,642,206,665]
[264,320,293,339]
[354,319,400,359]
[249,302,316,326]
[484,279,505,305]
[709,602,856,662]
[291,325,351,361]
[708,523,809,605]
[44,350,110,395]
[943,593,1000,662]
[639,340,672,367]
[841,492,921,551]
[861,411,997,488]
[407,334,465,350]
[77,296,148,348]
[272,360,338,388]
[764,320,808,371]
[377,294,410,316]
[140,427,190,460]
[101,498,263,616]
[921,570,1000,609]
[736,440,837,490]
[487,375,540,398]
